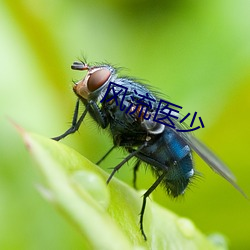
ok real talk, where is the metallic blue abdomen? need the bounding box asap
[136,127,194,197]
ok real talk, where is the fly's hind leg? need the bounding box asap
[133,160,141,189]
[140,172,166,240]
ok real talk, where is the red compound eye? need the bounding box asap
[87,68,111,92]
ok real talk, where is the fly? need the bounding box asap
[52,60,247,240]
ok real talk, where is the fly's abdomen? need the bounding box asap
[163,129,194,197]
[137,128,194,197]
[164,154,193,197]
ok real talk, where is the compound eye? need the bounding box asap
[87,68,111,92]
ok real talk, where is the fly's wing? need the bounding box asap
[140,112,237,184]
[134,88,247,198]
[177,128,247,198]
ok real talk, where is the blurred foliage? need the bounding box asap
[0,0,250,249]
[17,129,225,250]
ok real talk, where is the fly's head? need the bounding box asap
[72,61,116,101]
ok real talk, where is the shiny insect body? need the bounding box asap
[53,60,245,240]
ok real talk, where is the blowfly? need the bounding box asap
[52,60,246,240]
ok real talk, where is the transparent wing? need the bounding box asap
[178,129,247,198]
[135,89,247,198]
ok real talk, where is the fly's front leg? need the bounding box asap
[88,100,108,129]
[52,99,88,141]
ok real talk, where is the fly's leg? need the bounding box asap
[107,143,146,184]
[88,100,107,129]
[140,172,166,240]
[96,145,116,165]
[133,160,141,189]
[125,148,143,189]
[52,99,88,141]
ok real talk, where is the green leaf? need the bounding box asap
[19,127,227,250]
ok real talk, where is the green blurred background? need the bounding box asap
[1,0,250,249]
